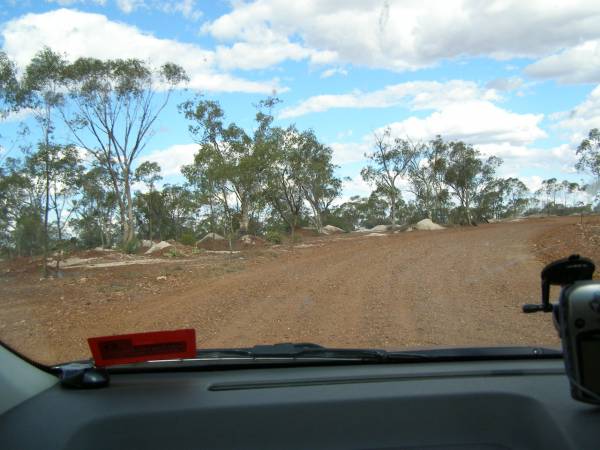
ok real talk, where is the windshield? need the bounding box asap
[1,1,599,366]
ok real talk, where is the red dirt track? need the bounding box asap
[3,216,596,364]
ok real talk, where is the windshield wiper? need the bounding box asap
[194,343,430,362]
[54,344,562,379]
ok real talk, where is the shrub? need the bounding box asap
[179,232,196,246]
[121,238,140,254]
[265,230,282,244]
[165,248,183,258]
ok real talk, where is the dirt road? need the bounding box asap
[3,217,584,364]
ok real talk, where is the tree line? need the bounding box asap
[1,49,599,274]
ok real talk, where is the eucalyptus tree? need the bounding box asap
[361,127,420,229]
[180,97,276,234]
[292,130,341,233]
[20,48,67,275]
[443,141,502,225]
[134,161,162,240]
[62,57,187,245]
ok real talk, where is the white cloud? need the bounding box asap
[140,143,198,176]
[46,0,106,5]
[159,0,203,21]
[552,85,600,143]
[279,80,498,118]
[525,40,600,84]
[116,0,144,14]
[329,142,369,165]
[1,9,282,94]
[485,76,523,91]
[478,143,577,175]
[202,1,600,72]
[320,67,347,78]
[215,40,311,71]
[340,176,372,201]
[382,100,545,145]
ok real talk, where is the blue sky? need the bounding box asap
[2,1,600,199]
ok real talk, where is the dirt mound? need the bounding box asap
[196,238,231,251]
[145,241,172,254]
[369,225,390,232]
[415,219,445,230]
[322,225,345,234]
[198,233,225,243]
[532,217,600,268]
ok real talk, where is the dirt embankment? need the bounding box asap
[2,216,596,364]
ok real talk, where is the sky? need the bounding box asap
[2,0,600,200]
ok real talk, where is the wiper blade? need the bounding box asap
[195,343,430,362]
[385,346,562,360]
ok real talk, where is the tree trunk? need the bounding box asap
[55,205,62,273]
[239,200,250,235]
[124,172,135,244]
[390,192,397,230]
[42,162,50,278]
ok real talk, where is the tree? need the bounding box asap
[541,178,558,213]
[576,129,600,178]
[62,57,188,245]
[26,143,82,271]
[134,161,162,240]
[180,97,276,234]
[20,48,67,276]
[0,51,18,121]
[72,166,118,249]
[502,177,529,217]
[443,141,501,225]
[263,126,307,242]
[293,130,341,233]
[407,136,449,222]
[361,128,420,229]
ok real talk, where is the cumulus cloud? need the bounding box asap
[551,85,600,143]
[279,80,498,118]
[159,0,203,21]
[485,76,523,91]
[116,0,143,14]
[140,143,198,176]
[525,40,600,84]
[202,1,600,72]
[320,67,348,78]
[329,142,369,165]
[381,100,545,145]
[1,9,283,94]
[478,143,577,175]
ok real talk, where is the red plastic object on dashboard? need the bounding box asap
[88,329,196,367]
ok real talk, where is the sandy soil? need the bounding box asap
[2,215,598,365]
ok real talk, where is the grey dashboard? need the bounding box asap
[1,358,599,449]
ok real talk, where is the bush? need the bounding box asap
[179,232,196,246]
[165,248,183,258]
[121,238,140,254]
[264,230,282,244]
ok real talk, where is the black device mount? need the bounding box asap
[522,254,595,314]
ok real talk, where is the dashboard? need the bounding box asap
[1,355,600,449]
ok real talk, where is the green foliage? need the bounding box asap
[165,247,183,258]
[264,230,282,244]
[121,238,140,255]
[576,128,600,178]
[179,232,196,246]
[361,127,421,227]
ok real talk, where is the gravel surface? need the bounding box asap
[2,216,588,365]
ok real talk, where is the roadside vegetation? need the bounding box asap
[1,49,600,276]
